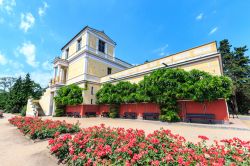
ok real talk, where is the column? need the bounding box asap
[54,67,56,78]
[58,65,61,83]
[61,68,65,83]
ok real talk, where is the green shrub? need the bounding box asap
[54,84,83,117]
[21,106,27,117]
[160,110,180,122]
[54,104,65,117]
[109,105,119,118]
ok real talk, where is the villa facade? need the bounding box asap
[26,26,223,116]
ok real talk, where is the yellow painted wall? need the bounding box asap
[100,42,219,83]
[107,44,114,57]
[68,42,76,57]
[63,33,87,59]
[179,56,222,75]
[88,33,97,49]
[87,58,122,77]
[81,83,101,104]
[68,58,84,80]
[107,56,222,85]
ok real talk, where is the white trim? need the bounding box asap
[66,73,101,85]
[61,31,87,52]
[83,55,88,74]
[86,52,126,70]
[87,30,115,47]
[101,53,221,83]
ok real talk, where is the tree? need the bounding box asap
[218,39,250,114]
[4,74,44,113]
[0,77,17,91]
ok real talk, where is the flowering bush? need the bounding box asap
[9,116,80,140]
[49,124,250,165]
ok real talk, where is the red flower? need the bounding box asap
[198,135,209,141]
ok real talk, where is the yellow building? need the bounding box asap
[27,26,223,116]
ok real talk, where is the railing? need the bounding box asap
[50,76,66,86]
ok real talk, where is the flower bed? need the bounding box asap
[48,124,250,165]
[9,116,80,140]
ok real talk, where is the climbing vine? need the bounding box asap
[54,84,83,116]
[96,68,232,121]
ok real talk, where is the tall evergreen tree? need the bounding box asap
[4,74,44,113]
[218,39,250,114]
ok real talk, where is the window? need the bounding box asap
[91,99,93,104]
[77,38,82,51]
[98,40,105,53]
[107,67,112,75]
[91,87,94,95]
[65,48,69,59]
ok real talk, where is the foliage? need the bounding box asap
[54,84,83,106]
[0,91,8,110]
[54,104,66,117]
[49,124,250,165]
[109,105,119,118]
[0,77,17,91]
[3,74,44,113]
[96,82,138,104]
[160,110,180,122]
[9,116,80,140]
[96,69,232,121]
[21,106,27,117]
[218,39,250,114]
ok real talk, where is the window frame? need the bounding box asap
[77,38,82,51]
[91,86,94,95]
[107,67,112,75]
[98,39,105,53]
[65,48,69,59]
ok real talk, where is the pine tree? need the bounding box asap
[218,39,250,114]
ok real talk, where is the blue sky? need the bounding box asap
[0,0,249,87]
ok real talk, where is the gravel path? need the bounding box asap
[0,114,60,166]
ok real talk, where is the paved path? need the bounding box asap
[0,114,59,166]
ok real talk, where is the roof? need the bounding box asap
[61,26,116,50]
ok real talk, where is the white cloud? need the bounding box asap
[8,60,24,69]
[18,41,39,67]
[42,60,52,70]
[38,2,49,17]
[209,27,218,35]
[19,12,35,32]
[0,0,16,14]
[0,52,7,65]
[153,44,169,56]
[196,13,203,20]
[30,70,52,87]
[0,51,23,69]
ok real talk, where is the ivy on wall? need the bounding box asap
[54,84,83,116]
[96,68,233,121]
